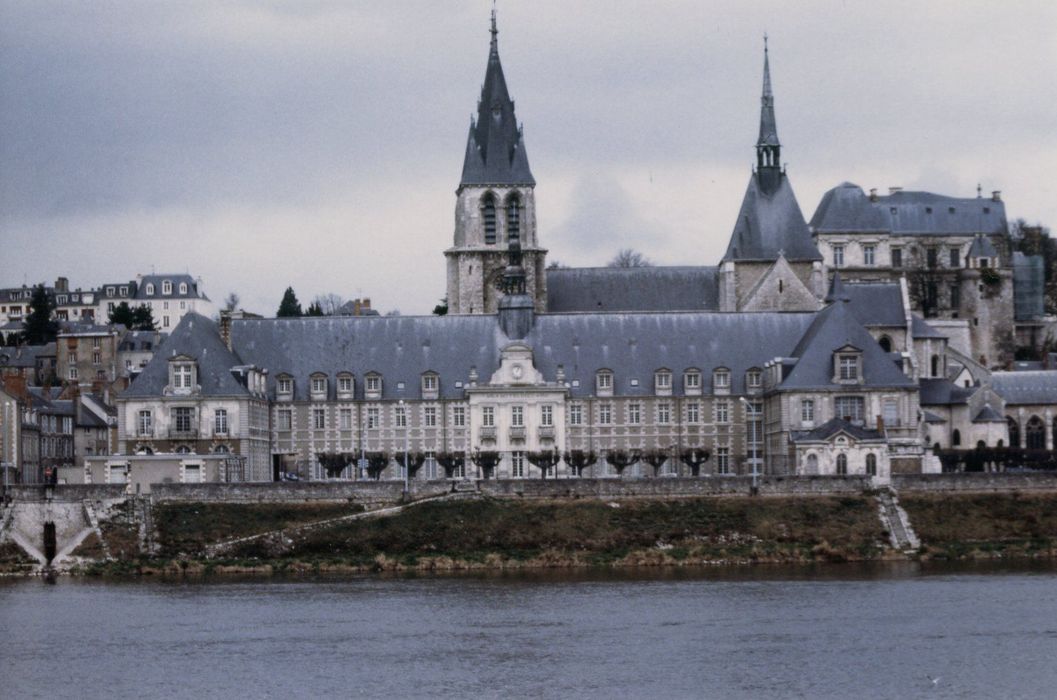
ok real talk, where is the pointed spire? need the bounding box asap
[459,8,535,188]
[757,35,780,150]
[825,269,850,303]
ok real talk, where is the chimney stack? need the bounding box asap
[888,186,903,195]
[869,188,878,202]
[991,190,1001,202]
[219,311,233,351]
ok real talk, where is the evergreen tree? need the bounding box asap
[131,305,156,331]
[21,284,58,345]
[277,287,303,317]
[305,301,324,316]
[432,297,448,316]
[108,301,136,328]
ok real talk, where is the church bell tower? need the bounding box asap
[445,11,546,314]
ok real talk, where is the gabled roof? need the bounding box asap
[791,418,884,443]
[721,172,821,262]
[972,405,1005,423]
[545,267,719,312]
[810,183,1008,236]
[991,371,1057,405]
[968,234,998,258]
[459,12,534,187]
[123,312,249,398]
[780,299,915,390]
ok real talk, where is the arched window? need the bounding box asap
[506,193,520,243]
[931,354,940,377]
[175,445,192,454]
[805,453,818,475]
[866,453,877,476]
[1007,417,1020,448]
[878,336,892,353]
[952,429,961,447]
[836,454,848,475]
[976,440,986,450]
[179,282,188,295]
[1026,416,1046,450]
[482,194,497,244]
[213,444,230,454]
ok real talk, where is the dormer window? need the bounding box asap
[170,361,196,394]
[145,283,155,296]
[713,368,730,392]
[107,287,115,297]
[120,286,128,295]
[422,372,439,399]
[654,369,672,395]
[310,374,327,398]
[337,373,354,398]
[179,282,188,295]
[277,375,293,398]
[162,280,172,295]
[365,373,382,399]
[746,369,762,389]
[684,369,702,394]
[596,369,613,396]
[834,348,862,383]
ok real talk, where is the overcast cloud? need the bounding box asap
[2,1,1055,315]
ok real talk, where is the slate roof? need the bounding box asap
[459,13,534,187]
[758,42,779,148]
[545,267,719,313]
[843,283,906,327]
[919,378,973,406]
[722,172,822,262]
[780,300,915,390]
[123,313,250,398]
[972,405,1006,423]
[922,410,947,424]
[968,234,998,258]
[911,315,946,339]
[119,330,165,352]
[227,311,817,401]
[791,418,885,443]
[133,274,207,301]
[810,183,1008,236]
[0,345,50,368]
[991,371,1057,405]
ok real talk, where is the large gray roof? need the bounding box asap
[722,171,821,262]
[458,14,533,187]
[123,313,249,398]
[227,311,817,400]
[545,267,719,313]
[919,378,973,406]
[781,299,915,390]
[843,282,906,327]
[791,418,884,443]
[133,274,207,301]
[991,371,1057,406]
[810,183,1008,236]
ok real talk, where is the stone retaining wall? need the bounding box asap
[893,472,1057,492]
[4,484,128,503]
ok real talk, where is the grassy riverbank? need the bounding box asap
[900,492,1057,560]
[81,495,890,575]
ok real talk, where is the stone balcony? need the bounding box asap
[480,426,497,441]
[538,425,555,440]
[509,426,526,440]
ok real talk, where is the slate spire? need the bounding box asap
[756,35,781,177]
[459,9,535,187]
[825,269,851,303]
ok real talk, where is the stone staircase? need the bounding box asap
[877,488,920,553]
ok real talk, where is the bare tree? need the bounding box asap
[546,260,568,270]
[313,293,346,316]
[607,249,653,268]
[222,292,240,313]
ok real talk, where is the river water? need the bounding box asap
[2,562,1057,699]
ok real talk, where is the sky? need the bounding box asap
[2,1,1056,316]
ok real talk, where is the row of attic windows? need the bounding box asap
[143,280,190,296]
[481,192,521,245]
[591,368,763,394]
[275,372,440,400]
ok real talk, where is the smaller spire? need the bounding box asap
[762,34,772,101]
[490,4,498,56]
[825,269,850,303]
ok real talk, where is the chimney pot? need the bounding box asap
[991,190,1001,202]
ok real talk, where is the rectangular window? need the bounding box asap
[422,375,438,392]
[173,407,194,433]
[214,409,228,435]
[863,244,876,266]
[92,351,102,365]
[395,406,407,427]
[657,402,671,424]
[453,406,466,427]
[511,451,525,479]
[68,367,78,380]
[687,402,699,423]
[597,372,612,391]
[927,247,938,268]
[714,370,730,389]
[277,408,292,430]
[716,447,730,475]
[511,405,524,427]
[628,403,641,424]
[340,407,353,430]
[313,408,326,430]
[367,407,379,429]
[715,400,729,424]
[424,406,437,427]
[839,355,859,381]
[541,405,553,427]
[138,410,152,436]
[569,404,582,425]
[482,406,495,427]
[685,372,700,390]
[599,403,612,425]
[747,370,762,388]
[883,398,899,427]
[801,399,815,423]
[278,377,292,394]
[92,338,101,349]
[949,248,960,268]
[833,245,844,267]
[338,376,352,393]
[174,365,193,389]
[655,372,671,390]
[366,376,380,393]
[835,396,865,425]
[312,377,326,394]
[949,284,960,309]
